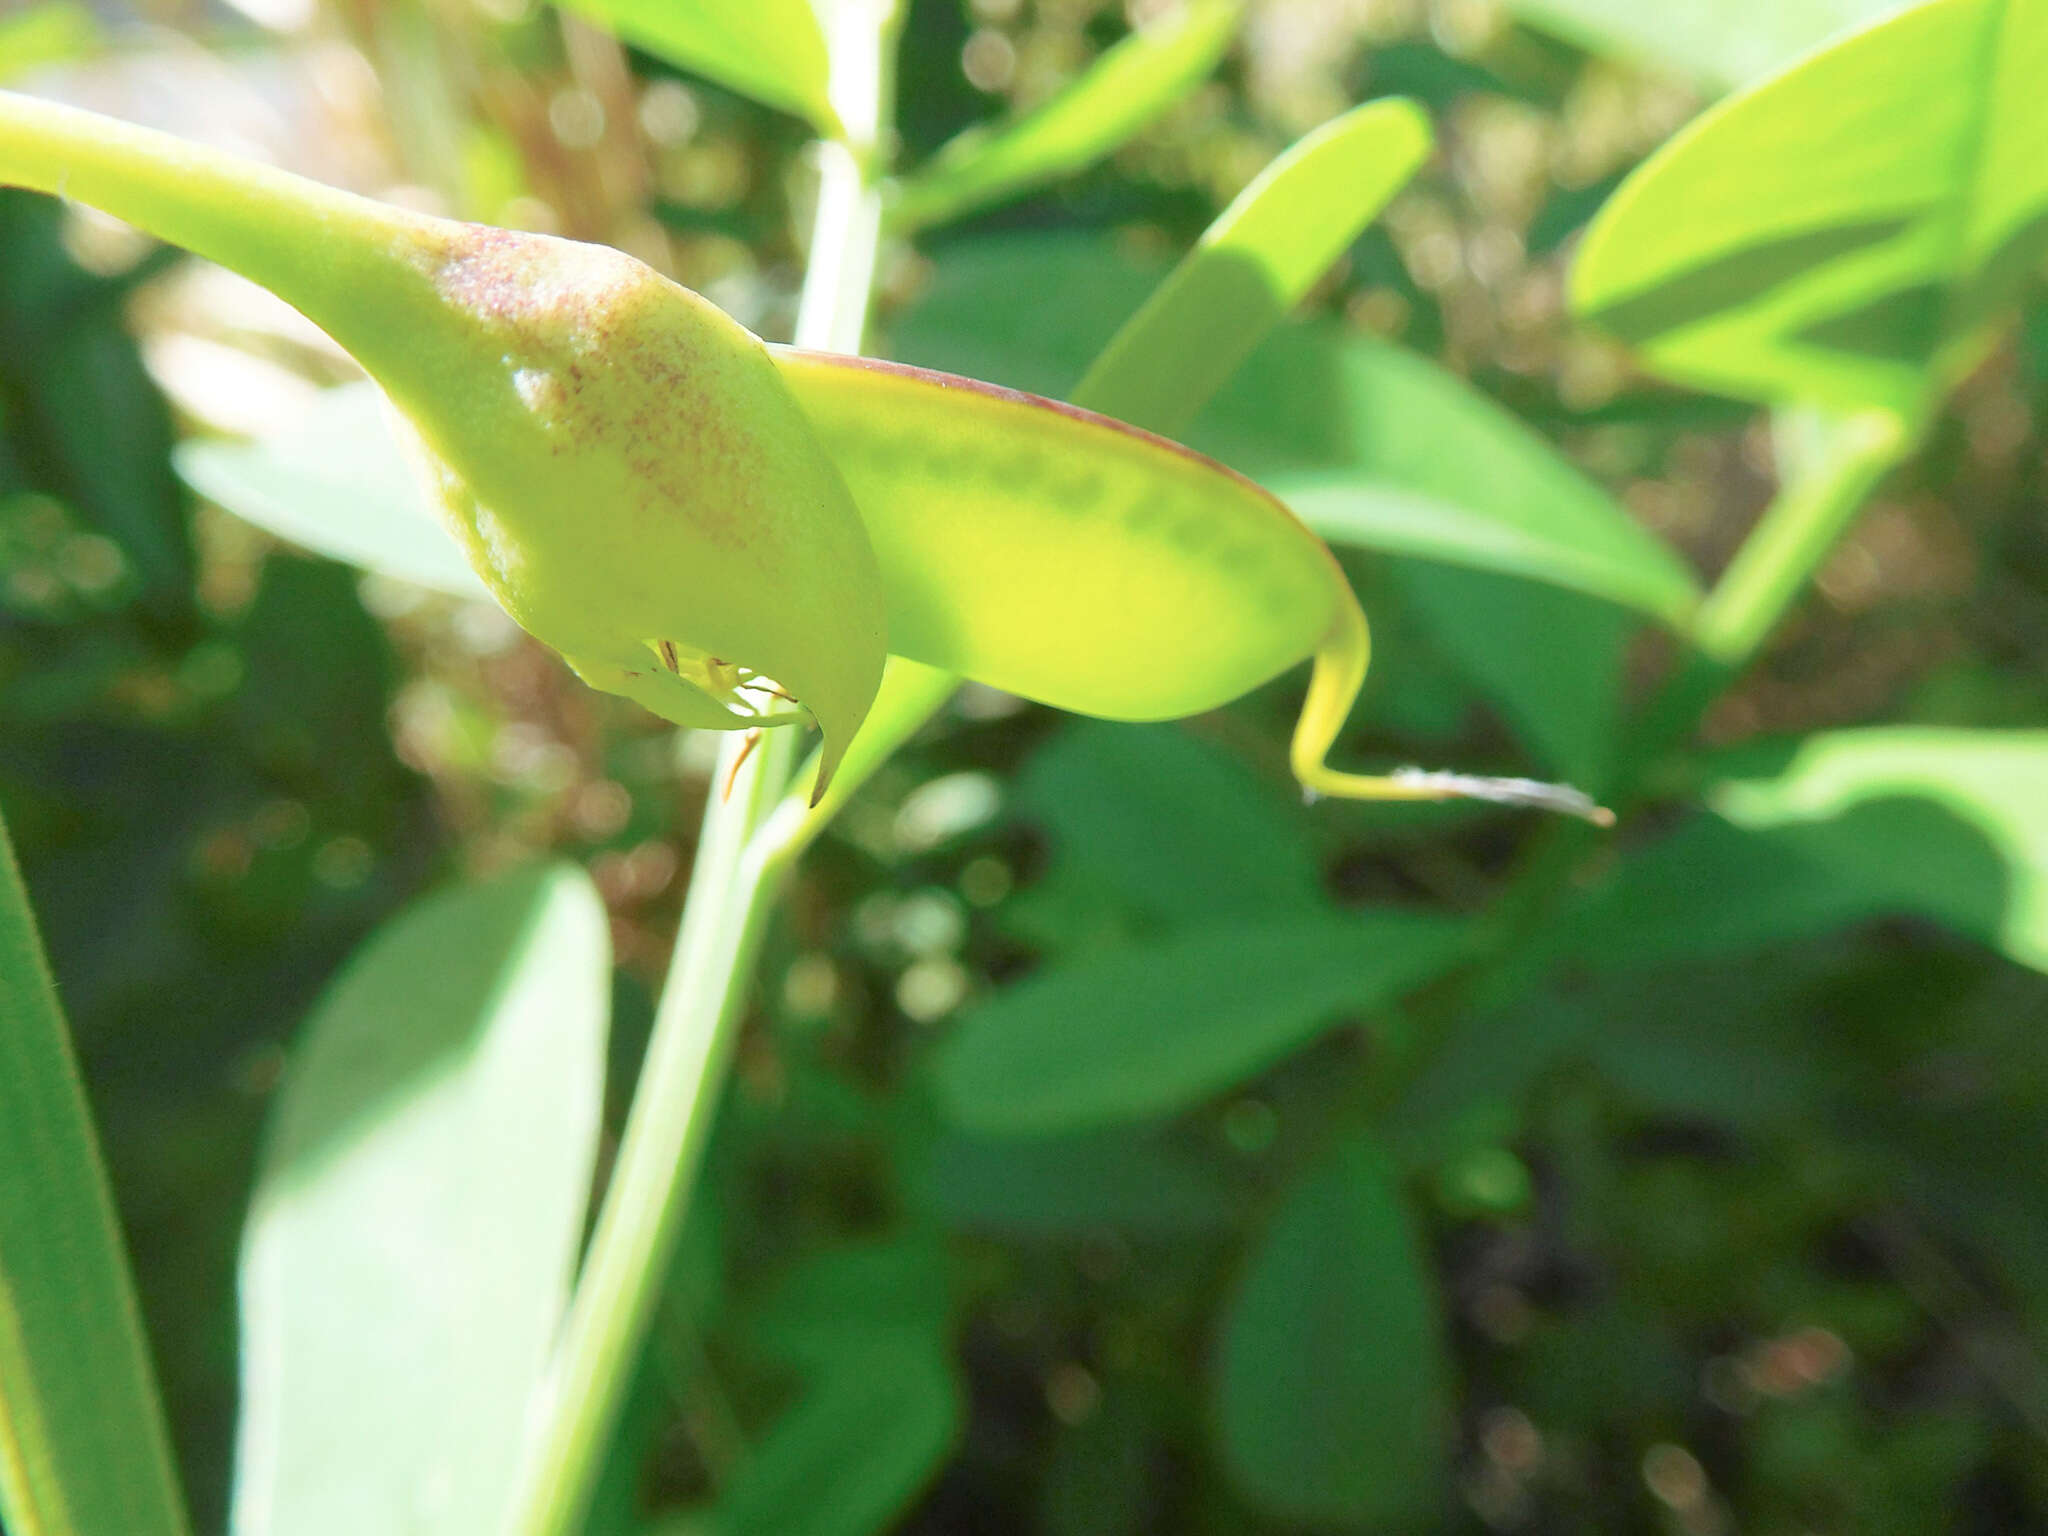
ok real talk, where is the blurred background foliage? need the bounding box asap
[2,0,2046,1532]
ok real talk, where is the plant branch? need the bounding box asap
[501,39,894,1536]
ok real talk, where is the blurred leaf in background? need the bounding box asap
[235,865,609,1536]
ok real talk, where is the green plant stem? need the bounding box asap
[1613,407,1910,792]
[500,50,893,1536]
[1690,410,1907,667]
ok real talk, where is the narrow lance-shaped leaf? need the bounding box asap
[1070,97,1432,438]
[1014,720,1324,927]
[715,1239,963,1536]
[889,0,1241,232]
[545,0,840,140]
[1572,0,2048,425]
[0,809,190,1536]
[234,865,610,1536]
[1205,324,1704,630]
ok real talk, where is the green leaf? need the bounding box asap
[1384,992,1601,1168]
[722,1239,961,1536]
[1015,721,1322,927]
[174,382,488,601]
[1562,728,2048,975]
[233,864,611,1536]
[1500,0,1903,91]
[1572,0,2048,423]
[1209,327,1703,630]
[888,234,1147,393]
[1393,561,1632,786]
[0,5,99,83]
[1070,97,1432,437]
[889,0,1241,231]
[932,913,1471,1136]
[1214,1134,1450,1526]
[0,812,190,1536]
[547,0,839,138]
[911,1126,1237,1235]
[717,1334,960,1536]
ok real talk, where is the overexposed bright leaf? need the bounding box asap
[176,382,487,601]
[0,4,98,83]
[234,865,610,1536]
[548,0,838,137]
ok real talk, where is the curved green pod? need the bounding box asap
[773,351,1611,821]
[772,350,1336,719]
[0,88,885,797]
[0,89,1608,821]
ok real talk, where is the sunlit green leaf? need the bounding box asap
[1208,326,1703,629]
[932,913,1471,1135]
[0,4,99,83]
[0,812,189,1536]
[1214,1134,1449,1526]
[889,0,1240,231]
[1071,97,1431,436]
[175,382,488,601]
[234,865,610,1536]
[1572,0,2048,422]
[1562,728,2048,974]
[547,0,839,138]
[1501,0,1904,90]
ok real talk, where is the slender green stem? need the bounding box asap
[500,37,895,1536]
[1612,407,1912,793]
[1690,409,1908,667]
[0,90,444,378]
